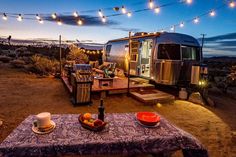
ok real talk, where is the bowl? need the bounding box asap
[136,112,160,126]
[78,114,107,132]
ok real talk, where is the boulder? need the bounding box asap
[188,92,205,105]
[0,55,11,63]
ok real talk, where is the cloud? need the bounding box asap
[200,32,236,57]
[44,15,119,26]
[203,32,236,42]
[110,27,140,32]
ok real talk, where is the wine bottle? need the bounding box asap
[98,99,105,121]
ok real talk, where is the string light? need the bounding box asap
[229,1,235,8]
[98,9,103,17]
[51,13,57,19]
[77,19,83,25]
[193,17,199,24]
[101,16,106,23]
[149,0,154,9]
[38,19,44,24]
[209,10,216,17]
[121,6,127,14]
[127,12,132,17]
[73,11,79,17]
[2,13,7,20]
[17,14,23,21]
[180,22,184,27]
[154,7,160,13]
[57,20,62,25]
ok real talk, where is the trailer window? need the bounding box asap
[158,44,180,60]
[181,46,200,61]
[105,45,112,57]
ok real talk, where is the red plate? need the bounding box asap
[136,112,160,126]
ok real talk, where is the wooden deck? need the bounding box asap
[61,76,155,94]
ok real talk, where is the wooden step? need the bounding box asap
[130,89,175,105]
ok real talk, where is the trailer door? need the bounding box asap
[139,39,153,78]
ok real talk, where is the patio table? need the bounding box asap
[0,113,208,157]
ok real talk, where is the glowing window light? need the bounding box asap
[101,16,106,23]
[36,14,40,20]
[77,19,83,25]
[57,20,62,25]
[180,22,184,28]
[127,12,132,17]
[186,0,193,4]
[149,0,154,9]
[209,10,216,17]
[121,6,127,14]
[2,13,7,20]
[17,14,23,21]
[193,17,199,24]
[52,13,57,19]
[154,7,160,13]
[229,1,235,8]
[38,19,44,24]
[98,9,103,17]
[73,11,79,17]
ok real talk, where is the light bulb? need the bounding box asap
[186,0,192,4]
[210,10,215,17]
[127,12,132,17]
[102,16,106,23]
[149,0,154,9]
[38,19,44,24]
[180,22,184,27]
[2,13,7,20]
[229,1,235,8]
[170,26,175,31]
[57,20,62,25]
[36,14,40,20]
[17,14,23,21]
[52,13,57,19]
[73,11,78,17]
[193,17,199,24]
[154,7,160,13]
[121,6,127,14]
[98,9,103,17]
[77,19,83,25]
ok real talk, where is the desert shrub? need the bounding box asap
[10,59,26,68]
[67,44,89,64]
[0,55,11,63]
[30,54,60,75]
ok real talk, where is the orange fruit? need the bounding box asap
[83,113,92,120]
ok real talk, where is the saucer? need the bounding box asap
[32,121,56,135]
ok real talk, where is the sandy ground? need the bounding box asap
[0,62,236,157]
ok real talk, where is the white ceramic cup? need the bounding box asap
[35,112,52,129]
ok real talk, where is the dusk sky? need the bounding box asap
[0,0,236,56]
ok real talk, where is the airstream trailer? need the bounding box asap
[103,32,203,86]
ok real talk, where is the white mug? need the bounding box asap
[34,112,52,129]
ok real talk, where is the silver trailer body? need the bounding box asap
[104,32,201,85]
